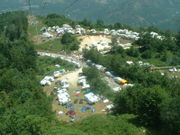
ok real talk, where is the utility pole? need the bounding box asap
[27,0,32,14]
[27,0,39,40]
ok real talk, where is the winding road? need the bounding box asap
[37,51,120,91]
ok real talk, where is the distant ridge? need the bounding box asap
[0,0,179,31]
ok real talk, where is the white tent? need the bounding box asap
[113,87,122,92]
[84,92,100,104]
[40,76,54,86]
[40,79,51,86]
[53,71,61,78]
[106,104,114,110]
[42,32,53,38]
[57,90,71,105]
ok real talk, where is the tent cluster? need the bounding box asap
[60,78,70,89]
[150,32,164,40]
[42,24,86,37]
[126,60,154,67]
[169,67,180,72]
[37,52,81,68]
[55,78,70,89]
[117,42,132,49]
[53,69,65,78]
[86,59,135,92]
[84,92,101,104]
[114,77,128,85]
[86,41,111,53]
[103,28,140,40]
[41,24,167,44]
[79,106,95,112]
[105,71,135,92]
[40,68,66,86]
[78,74,90,89]
[41,24,141,40]
[66,58,81,68]
[57,89,71,105]
[136,61,154,67]
[86,60,106,71]
[105,104,114,110]
[42,32,53,38]
[40,76,54,86]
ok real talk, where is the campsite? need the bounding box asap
[42,68,113,122]
[0,10,180,135]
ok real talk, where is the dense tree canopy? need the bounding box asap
[83,31,180,135]
[61,33,80,51]
[0,12,85,135]
[1,11,179,135]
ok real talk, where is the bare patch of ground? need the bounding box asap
[78,35,111,51]
[43,68,111,122]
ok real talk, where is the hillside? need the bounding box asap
[0,0,179,31]
[0,10,180,135]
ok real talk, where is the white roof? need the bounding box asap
[103,99,110,103]
[113,87,122,92]
[85,92,100,103]
[114,77,123,81]
[42,32,53,38]
[106,104,114,110]
[82,83,90,89]
[40,80,51,86]
[44,76,54,81]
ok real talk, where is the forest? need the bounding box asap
[0,11,179,135]
[83,29,180,135]
[0,11,84,135]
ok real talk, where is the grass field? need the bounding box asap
[35,39,66,53]
[36,56,76,81]
[28,15,45,38]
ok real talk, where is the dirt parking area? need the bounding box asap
[78,35,112,51]
[43,68,112,122]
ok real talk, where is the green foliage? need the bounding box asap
[74,114,145,135]
[1,11,179,135]
[113,86,169,127]
[0,11,87,135]
[83,34,180,134]
[161,96,180,135]
[77,16,133,30]
[83,67,115,99]
[45,14,73,27]
[37,56,76,76]
[110,38,126,56]
[126,47,140,57]
[83,48,103,64]
[35,39,64,52]
[79,19,93,29]
[135,32,180,65]
[0,11,28,41]
[36,35,80,52]
[61,33,80,51]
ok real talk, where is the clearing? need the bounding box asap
[43,68,112,122]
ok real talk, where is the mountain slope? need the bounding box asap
[0,0,179,31]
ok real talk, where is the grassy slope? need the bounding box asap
[73,114,146,135]
[36,56,76,81]
[35,39,65,53]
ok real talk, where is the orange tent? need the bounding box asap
[120,79,128,84]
